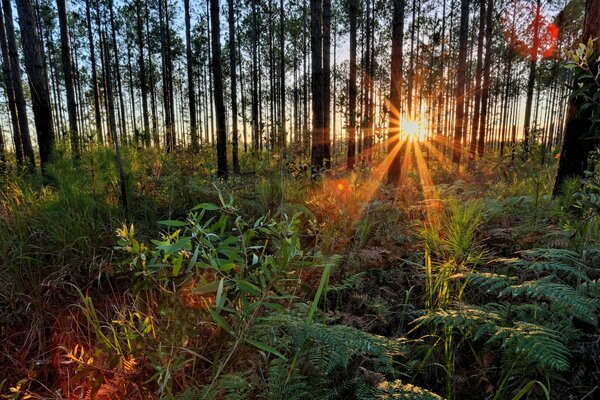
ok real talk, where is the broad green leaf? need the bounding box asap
[245,338,287,360]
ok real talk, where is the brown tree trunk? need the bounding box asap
[477,0,492,158]
[310,0,324,169]
[85,0,103,144]
[554,0,600,195]
[452,0,468,165]
[388,0,404,185]
[57,0,79,159]
[0,0,34,168]
[15,0,55,171]
[322,0,331,167]
[184,0,198,151]
[210,0,228,177]
[346,0,357,170]
[228,0,239,172]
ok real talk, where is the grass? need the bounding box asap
[0,142,599,399]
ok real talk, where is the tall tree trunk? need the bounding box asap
[228,0,239,172]
[468,0,484,160]
[0,0,34,168]
[184,0,198,151]
[135,0,150,147]
[523,0,541,155]
[251,0,259,150]
[109,0,127,144]
[347,0,357,170]
[553,0,600,195]
[310,0,324,169]
[16,0,55,171]
[57,0,79,159]
[477,0,492,157]
[388,0,404,185]
[210,0,228,177]
[322,0,331,166]
[279,0,286,148]
[452,0,468,165]
[85,0,102,144]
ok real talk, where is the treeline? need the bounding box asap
[0,0,598,185]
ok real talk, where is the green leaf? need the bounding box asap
[192,202,220,211]
[209,309,234,336]
[237,279,261,296]
[158,220,187,227]
[245,338,287,360]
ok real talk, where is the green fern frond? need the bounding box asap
[488,322,570,371]
[357,379,444,399]
[498,277,597,324]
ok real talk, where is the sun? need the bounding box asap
[400,115,428,142]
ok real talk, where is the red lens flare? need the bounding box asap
[501,1,559,61]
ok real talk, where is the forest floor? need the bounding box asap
[0,144,599,400]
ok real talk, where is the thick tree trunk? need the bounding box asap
[279,0,286,149]
[228,0,240,172]
[452,0,468,165]
[57,0,79,159]
[85,0,102,144]
[16,0,55,171]
[469,0,484,160]
[251,0,259,150]
[310,0,324,169]
[135,0,150,147]
[554,0,600,195]
[387,0,404,185]
[210,0,228,178]
[322,0,331,167]
[0,0,34,168]
[523,0,541,155]
[109,0,127,144]
[184,0,198,151]
[477,0,492,158]
[346,0,357,170]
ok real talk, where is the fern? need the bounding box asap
[498,277,597,325]
[255,312,401,374]
[356,379,444,400]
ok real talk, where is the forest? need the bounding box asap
[0,0,599,398]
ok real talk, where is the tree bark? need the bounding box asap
[57,0,79,159]
[452,0,468,165]
[310,0,324,169]
[554,0,600,195]
[210,0,228,177]
[477,0,492,158]
[85,0,103,144]
[346,0,357,170]
[228,0,240,172]
[388,0,405,185]
[184,0,198,151]
[0,0,34,168]
[16,0,55,171]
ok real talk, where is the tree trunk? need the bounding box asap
[346,0,357,170]
[477,0,492,158]
[388,0,404,185]
[452,0,468,165]
[210,0,228,177]
[57,0,79,160]
[553,0,600,195]
[523,0,541,155]
[251,0,259,150]
[468,0,484,160]
[0,0,34,168]
[310,0,324,169]
[322,0,331,167]
[85,0,102,144]
[15,0,55,171]
[184,0,198,151]
[279,0,286,149]
[228,0,240,172]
